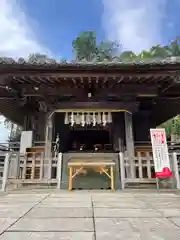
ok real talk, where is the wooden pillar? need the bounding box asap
[36,113,46,141]
[112,112,125,152]
[124,112,135,178]
[44,113,53,179]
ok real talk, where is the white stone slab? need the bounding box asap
[95,218,134,232]
[128,217,180,231]
[93,201,148,208]
[0,232,95,240]
[0,208,30,218]
[159,209,180,217]
[94,208,162,218]
[96,231,180,240]
[95,218,180,239]
[148,200,180,209]
[40,201,91,208]
[9,218,94,232]
[96,231,140,240]
[0,218,18,234]
[25,207,93,218]
[170,217,180,227]
[43,197,91,203]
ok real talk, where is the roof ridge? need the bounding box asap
[0,56,180,66]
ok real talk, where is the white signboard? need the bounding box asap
[20,131,33,155]
[150,128,170,173]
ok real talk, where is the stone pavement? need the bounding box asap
[0,191,180,239]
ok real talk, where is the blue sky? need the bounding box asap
[1,0,180,60]
[0,0,180,141]
[22,0,104,59]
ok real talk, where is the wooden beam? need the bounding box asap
[2,83,158,97]
[49,101,139,113]
[0,71,177,79]
[23,87,86,97]
[95,84,158,97]
[0,103,25,125]
[2,85,87,98]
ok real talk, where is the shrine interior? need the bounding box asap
[54,112,113,152]
[66,129,112,152]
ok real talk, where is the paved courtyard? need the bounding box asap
[0,190,180,239]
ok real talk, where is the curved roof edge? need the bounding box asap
[0,56,180,67]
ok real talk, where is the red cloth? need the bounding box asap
[153,167,172,179]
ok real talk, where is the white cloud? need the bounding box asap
[0,0,50,58]
[102,0,167,53]
[0,0,51,141]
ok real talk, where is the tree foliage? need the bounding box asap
[72,31,120,61]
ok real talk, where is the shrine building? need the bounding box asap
[0,58,180,190]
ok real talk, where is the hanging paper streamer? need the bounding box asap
[70,112,75,126]
[102,112,107,126]
[81,113,85,126]
[76,113,80,125]
[86,113,91,125]
[64,111,113,126]
[64,112,69,124]
[97,112,102,125]
[92,112,96,126]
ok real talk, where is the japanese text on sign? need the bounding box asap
[150,129,171,175]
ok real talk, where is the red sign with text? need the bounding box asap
[150,129,172,178]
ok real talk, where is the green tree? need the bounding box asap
[119,51,137,61]
[96,40,120,61]
[72,31,119,61]
[159,117,180,143]
[149,45,170,58]
[170,38,180,56]
[72,31,97,61]
[138,50,152,59]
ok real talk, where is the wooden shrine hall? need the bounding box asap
[0,58,180,190]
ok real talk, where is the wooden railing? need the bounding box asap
[0,140,179,190]
[119,151,180,189]
[124,151,154,180]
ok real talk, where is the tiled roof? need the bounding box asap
[0,56,180,67]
